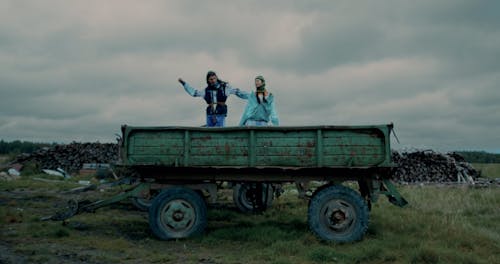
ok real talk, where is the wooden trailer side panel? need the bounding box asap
[121,125,392,168]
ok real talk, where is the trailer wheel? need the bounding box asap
[308,185,369,243]
[233,183,273,213]
[149,187,207,240]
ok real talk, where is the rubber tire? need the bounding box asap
[149,187,207,240]
[233,183,274,213]
[307,185,369,243]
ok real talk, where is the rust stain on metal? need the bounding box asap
[197,136,212,141]
[360,147,366,155]
[305,148,314,158]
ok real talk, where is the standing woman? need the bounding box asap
[239,75,279,126]
[236,75,280,213]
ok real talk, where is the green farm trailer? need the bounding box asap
[51,124,407,243]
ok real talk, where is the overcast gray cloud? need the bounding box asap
[1,0,499,152]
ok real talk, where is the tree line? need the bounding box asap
[454,151,500,163]
[0,140,55,155]
[1,139,499,163]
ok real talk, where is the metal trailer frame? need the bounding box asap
[48,124,408,243]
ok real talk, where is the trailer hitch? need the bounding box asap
[41,182,151,221]
[381,179,408,207]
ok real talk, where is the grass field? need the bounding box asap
[472,163,500,179]
[1,173,499,264]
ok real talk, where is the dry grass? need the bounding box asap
[1,174,499,263]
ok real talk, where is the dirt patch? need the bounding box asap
[0,242,29,264]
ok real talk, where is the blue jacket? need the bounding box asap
[239,91,279,126]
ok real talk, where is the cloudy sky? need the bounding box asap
[1,0,499,152]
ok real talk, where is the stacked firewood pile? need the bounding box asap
[12,142,119,173]
[10,144,481,184]
[391,150,479,183]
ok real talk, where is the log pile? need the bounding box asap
[12,142,118,173]
[11,143,480,184]
[391,150,479,183]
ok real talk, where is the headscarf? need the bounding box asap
[255,75,266,92]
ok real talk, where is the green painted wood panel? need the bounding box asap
[189,155,249,166]
[256,155,317,166]
[129,155,180,165]
[323,145,384,155]
[256,131,315,138]
[190,138,249,147]
[132,133,183,145]
[255,146,316,156]
[132,146,184,155]
[256,137,316,147]
[323,155,384,166]
[323,135,383,145]
[320,129,385,166]
[127,130,184,165]
[122,125,392,168]
[189,131,249,164]
[190,146,249,156]
[253,130,316,166]
[191,134,248,145]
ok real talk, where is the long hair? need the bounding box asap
[206,71,217,84]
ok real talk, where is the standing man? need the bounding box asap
[239,75,279,126]
[178,71,246,127]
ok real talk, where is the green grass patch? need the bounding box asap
[0,173,80,191]
[473,163,500,179]
[1,180,499,263]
